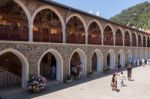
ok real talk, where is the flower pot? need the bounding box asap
[65,79,72,84]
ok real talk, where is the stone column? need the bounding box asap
[28,23,33,42]
[63,25,66,43]
[85,28,88,45]
[102,35,104,46]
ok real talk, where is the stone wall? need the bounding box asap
[0,41,149,81]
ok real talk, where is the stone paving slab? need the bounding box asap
[1,65,150,99]
[33,65,150,99]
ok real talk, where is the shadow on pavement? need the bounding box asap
[0,65,144,99]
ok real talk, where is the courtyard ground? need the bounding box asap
[0,65,150,99]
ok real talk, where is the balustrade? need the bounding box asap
[0,25,28,41]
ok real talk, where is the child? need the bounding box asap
[120,72,126,86]
[111,73,118,91]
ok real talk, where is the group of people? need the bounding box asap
[111,64,133,92]
[71,64,82,79]
[130,58,147,67]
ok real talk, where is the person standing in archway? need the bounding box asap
[77,65,80,78]
[51,65,56,80]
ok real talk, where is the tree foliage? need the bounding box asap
[110,2,150,30]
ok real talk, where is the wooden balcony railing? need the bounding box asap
[115,39,123,46]
[104,37,113,45]
[0,25,28,41]
[88,36,101,45]
[67,34,85,44]
[124,39,130,46]
[33,31,63,43]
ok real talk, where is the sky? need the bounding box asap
[53,0,150,19]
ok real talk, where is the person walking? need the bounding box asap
[120,72,126,86]
[127,64,132,80]
[76,65,81,79]
[111,73,120,92]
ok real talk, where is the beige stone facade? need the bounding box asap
[0,0,150,88]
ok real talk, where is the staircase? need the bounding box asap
[0,69,21,87]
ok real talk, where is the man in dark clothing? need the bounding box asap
[127,64,132,80]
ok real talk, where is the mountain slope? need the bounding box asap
[110,2,150,30]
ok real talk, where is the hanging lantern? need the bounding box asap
[0,0,11,6]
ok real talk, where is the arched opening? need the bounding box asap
[39,51,62,81]
[0,49,29,88]
[67,16,85,44]
[115,29,123,46]
[143,36,146,47]
[106,50,115,69]
[138,35,142,47]
[70,50,86,78]
[134,49,139,59]
[147,37,150,47]
[91,50,103,72]
[40,53,56,80]
[33,9,63,43]
[140,50,144,59]
[88,22,101,45]
[132,33,137,46]
[118,50,125,67]
[145,50,148,60]
[0,0,28,41]
[0,52,21,87]
[124,31,131,46]
[92,53,97,72]
[103,25,114,45]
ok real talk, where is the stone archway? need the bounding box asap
[115,28,123,46]
[66,15,86,44]
[69,49,87,77]
[118,50,125,67]
[0,0,30,41]
[124,31,131,46]
[145,49,148,59]
[88,21,102,45]
[32,5,65,42]
[106,49,115,69]
[103,24,114,45]
[127,49,133,63]
[0,48,29,88]
[134,49,139,59]
[140,49,144,59]
[38,49,63,82]
[91,49,103,72]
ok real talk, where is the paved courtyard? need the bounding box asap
[1,65,150,99]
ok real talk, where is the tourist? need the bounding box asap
[51,65,56,80]
[76,65,81,78]
[71,65,76,79]
[73,66,78,79]
[120,72,126,86]
[127,64,132,80]
[111,73,120,92]
[133,59,136,66]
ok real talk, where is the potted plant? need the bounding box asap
[65,75,72,84]
[103,66,111,73]
[87,71,94,77]
[28,74,47,93]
